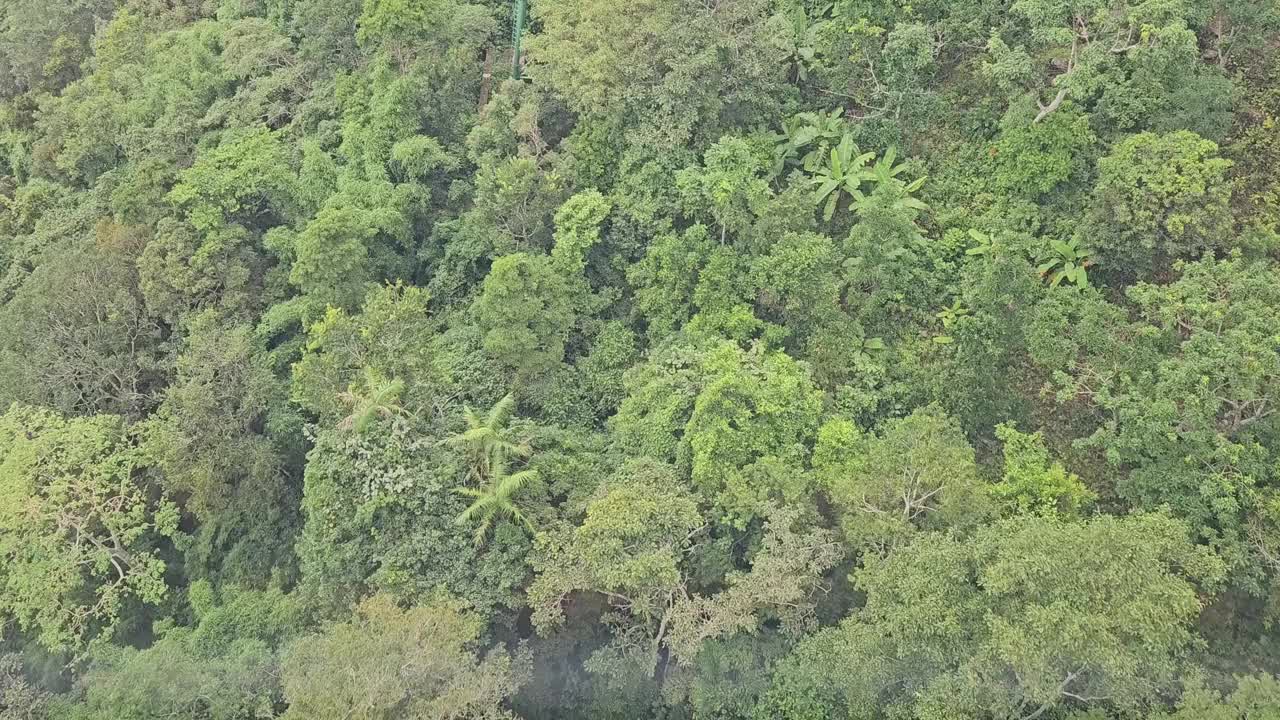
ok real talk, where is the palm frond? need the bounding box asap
[454,427,496,445]
[487,393,516,430]
[506,505,536,534]
[462,405,483,431]
[455,494,495,524]
[497,469,539,499]
[453,453,538,545]
[472,517,493,546]
[336,368,411,434]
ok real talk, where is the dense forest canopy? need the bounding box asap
[0,0,1279,718]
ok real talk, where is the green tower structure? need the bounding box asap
[511,0,528,80]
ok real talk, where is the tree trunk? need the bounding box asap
[478,47,494,112]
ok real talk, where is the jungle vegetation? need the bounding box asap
[1,0,1280,718]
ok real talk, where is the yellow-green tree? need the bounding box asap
[0,406,179,652]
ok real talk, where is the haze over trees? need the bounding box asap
[0,0,1278,718]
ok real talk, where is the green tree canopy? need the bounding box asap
[0,406,179,652]
[763,513,1224,720]
[280,594,529,720]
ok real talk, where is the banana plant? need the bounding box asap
[851,335,887,363]
[1037,238,1095,288]
[773,109,846,175]
[781,1,834,84]
[851,145,929,214]
[964,229,994,256]
[934,299,971,345]
[810,135,876,221]
[808,136,928,220]
[866,146,924,191]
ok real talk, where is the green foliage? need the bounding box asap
[280,594,530,720]
[990,424,1095,516]
[1089,130,1234,269]
[1154,675,1280,719]
[991,0,1234,136]
[138,220,264,323]
[1032,254,1280,569]
[0,1,1277,716]
[992,110,1096,197]
[291,282,441,423]
[474,253,574,380]
[0,233,163,419]
[73,632,280,720]
[550,190,611,276]
[0,653,50,719]
[628,225,716,341]
[141,310,299,586]
[529,459,703,643]
[526,0,791,138]
[71,583,303,720]
[530,461,841,682]
[0,0,110,95]
[686,344,823,524]
[814,408,990,549]
[167,127,300,234]
[296,421,529,619]
[287,207,377,313]
[677,136,773,242]
[763,513,1225,720]
[0,406,179,652]
[612,340,823,524]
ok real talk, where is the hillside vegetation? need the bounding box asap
[1,1,1279,718]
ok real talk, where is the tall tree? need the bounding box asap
[0,406,179,652]
[281,594,529,720]
[454,452,540,545]
[763,513,1224,720]
[445,393,530,484]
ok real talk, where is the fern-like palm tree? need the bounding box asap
[445,394,530,483]
[337,368,411,433]
[454,453,538,545]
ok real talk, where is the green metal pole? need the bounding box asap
[511,0,527,80]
